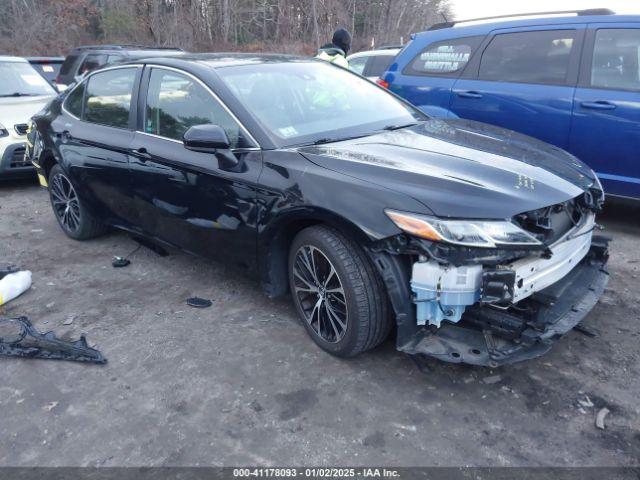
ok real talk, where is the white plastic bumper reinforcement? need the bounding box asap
[507,213,596,303]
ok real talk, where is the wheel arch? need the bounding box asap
[259,207,373,298]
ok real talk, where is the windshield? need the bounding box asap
[0,61,56,97]
[217,61,425,146]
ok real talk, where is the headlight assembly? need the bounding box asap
[0,122,8,138]
[385,209,542,248]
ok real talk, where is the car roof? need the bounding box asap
[414,12,640,41]
[71,44,183,52]
[133,52,313,69]
[348,49,401,59]
[0,56,28,63]
[26,57,65,62]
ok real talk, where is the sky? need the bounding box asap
[449,0,640,21]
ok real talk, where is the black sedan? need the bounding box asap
[27,54,609,366]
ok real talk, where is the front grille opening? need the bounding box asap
[9,147,28,168]
[514,199,582,245]
[14,124,29,136]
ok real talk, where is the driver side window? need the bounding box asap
[144,68,248,148]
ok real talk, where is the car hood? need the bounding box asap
[0,95,54,131]
[297,119,597,219]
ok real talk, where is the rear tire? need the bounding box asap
[288,225,391,357]
[48,164,106,240]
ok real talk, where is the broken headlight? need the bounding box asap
[385,210,542,248]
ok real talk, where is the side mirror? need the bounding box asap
[183,124,230,153]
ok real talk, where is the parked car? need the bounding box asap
[347,46,401,81]
[0,56,56,179]
[55,45,184,91]
[380,9,640,199]
[27,54,609,366]
[27,57,64,89]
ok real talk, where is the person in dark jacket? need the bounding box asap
[316,28,352,68]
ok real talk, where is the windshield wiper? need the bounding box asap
[381,122,418,131]
[0,92,38,98]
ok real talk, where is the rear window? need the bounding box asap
[59,55,79,76]
[406,36,483,76]
[479,30,577,85]
[365,55,395,77]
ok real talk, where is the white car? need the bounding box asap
[0,56,56,179]
[347,47,401,81]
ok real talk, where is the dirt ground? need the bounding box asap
[0,180,638,467]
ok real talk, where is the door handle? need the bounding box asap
[131,147,152,161]
[580,101,616,111]
[456,90,483,99]
[56,130,72,141]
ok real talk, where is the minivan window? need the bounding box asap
[479,30,577,85]
[144,68,248,148]
[591,29,640,91]
[84,68,136,128]
[407,36,483,76]
[64,82,85,117]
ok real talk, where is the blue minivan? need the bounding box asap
[380,9,640,199]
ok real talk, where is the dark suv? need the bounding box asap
[55,45,184,90]
[27,54,609,366]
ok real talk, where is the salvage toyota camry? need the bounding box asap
[27,54,609,366]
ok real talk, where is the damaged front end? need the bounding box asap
[371,190,610,367]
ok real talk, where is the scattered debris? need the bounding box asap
[0,270,32,306]
[45,302,55,309]
[63,316,75,326]
[0,316,106,364]
[483,375,502,385]
[249,400,264,412]
[596,407,610,430]
[574,324,599,338]
[186,297,213,308]
[577,395,594,409]
[43,401,58,412]
[112,257,131,268]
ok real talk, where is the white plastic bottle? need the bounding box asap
[0,271,32,306]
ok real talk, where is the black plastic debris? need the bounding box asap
[112,256,131,268]
[0,316,106,364]
[0,265,19,279]
[186,297,213,308]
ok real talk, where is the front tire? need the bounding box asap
[48,164,106,240]
[288,225,391,357]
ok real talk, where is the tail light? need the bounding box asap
[376,78,389,89]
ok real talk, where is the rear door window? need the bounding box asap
[406,36,483,76]
[64,82,85,118]
[144,68,249,148]
[84,68,137,128]
[479,30,578,85]
[364,55,395,77]
[590,28,640,91]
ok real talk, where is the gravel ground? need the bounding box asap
[0,180,638,467]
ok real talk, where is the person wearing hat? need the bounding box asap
[316,28,352,68]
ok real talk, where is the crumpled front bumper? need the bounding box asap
[396,236,610,367]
